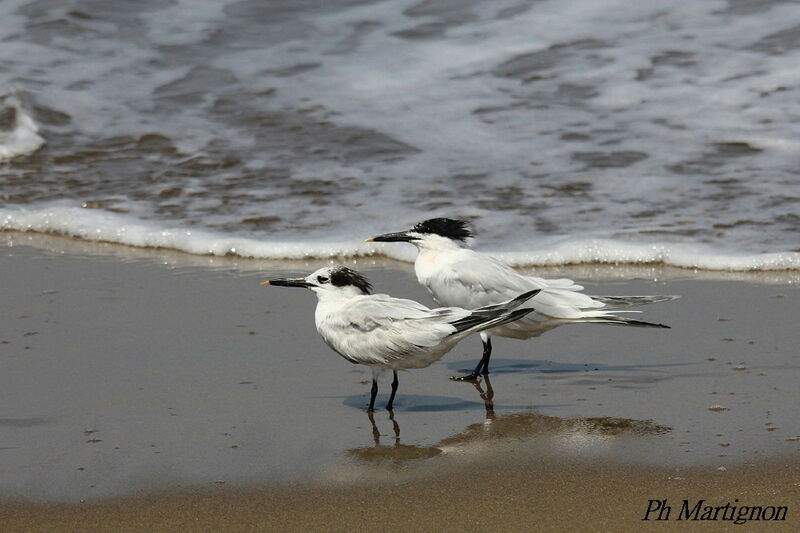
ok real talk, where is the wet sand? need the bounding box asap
[1,232,798,530]
[3,461,799,532]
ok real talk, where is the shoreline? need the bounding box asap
[3,229,800,275]
[4,231,800,284]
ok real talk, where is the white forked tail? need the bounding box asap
[588,294,680,310]
[575,294,679,328]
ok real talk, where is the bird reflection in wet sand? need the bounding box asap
[347,375,670,467]
[471,374,496,417]
[350,412,443,464]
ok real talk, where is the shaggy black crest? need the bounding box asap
[412,218,473,241]
[330,267,373,294]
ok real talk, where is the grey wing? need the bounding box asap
[320,295,469,367]
[429,251,539,309]
[440,251,603,318]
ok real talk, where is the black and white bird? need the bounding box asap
[367,218,677,380]
[262,265,540,411]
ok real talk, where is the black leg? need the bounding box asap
[479,337,493,375]
[385,371,399,411]
[368,378,378,412]
[451,337,493,381]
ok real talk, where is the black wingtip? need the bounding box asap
[515,289,541,303]
[507,307,535,321]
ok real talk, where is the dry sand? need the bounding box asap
[1,232,798,531]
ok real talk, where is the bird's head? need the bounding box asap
[366,218,473,250]
[262,265,373,298]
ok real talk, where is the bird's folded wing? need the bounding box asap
[441,252,603,318]
[434,252,537,307]
[322,295,467,364]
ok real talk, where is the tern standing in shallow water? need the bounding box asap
[367,218,677,380]
[262,266,540,411]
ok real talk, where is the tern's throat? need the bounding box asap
[414,237,464,285]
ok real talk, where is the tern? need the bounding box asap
[367,218,677,380]
[262,265,540,411]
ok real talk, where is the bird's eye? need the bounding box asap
[317,276,329,284]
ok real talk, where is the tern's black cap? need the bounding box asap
[412,218,473,241]
[330,267,372,294]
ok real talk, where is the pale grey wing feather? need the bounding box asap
[319,295,469,366]
[427,251,539,309]
[436,250,604,319]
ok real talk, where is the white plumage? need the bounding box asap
[263,265,539,410]
[368,218,677,380]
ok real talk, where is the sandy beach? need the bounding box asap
[1,232,798,531]
[3,461,798,532]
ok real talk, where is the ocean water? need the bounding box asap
[1,0,799,270]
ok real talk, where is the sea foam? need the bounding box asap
[2,1,799,270]
[2,204,798,271]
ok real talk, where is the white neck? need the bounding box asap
[313,285,365,302]
[414,234,465,252]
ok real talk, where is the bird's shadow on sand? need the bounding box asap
[445,358,693,376]
[339,360,695,413]
[341,393,569,413]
